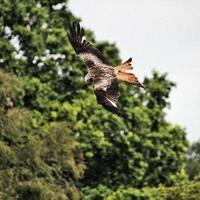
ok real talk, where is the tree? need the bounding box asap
[0,71,85,199]
[0,0,188,198]
[186,140,200,181]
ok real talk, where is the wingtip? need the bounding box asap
[122,57,132,65]
[81,27,85,36]
[139,83,145,88]
[109,106,123,116]
[72,21,76,27]
[115,109,123,117]
[68,21,85,46]
[128,57,132,63]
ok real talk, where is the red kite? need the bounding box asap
[68,22,144,115]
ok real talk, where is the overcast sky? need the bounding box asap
[69,0,200,142]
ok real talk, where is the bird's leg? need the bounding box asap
[84,72,93,84]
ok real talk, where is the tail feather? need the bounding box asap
[115,63,132,71]
[115,57,133,71]
[122,57,132,65]
[115,71,144,88]
[114,58,144,88]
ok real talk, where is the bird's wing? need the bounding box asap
[68,22,109,67]
[94,74,121,115]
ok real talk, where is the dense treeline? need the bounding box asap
[0,0,198,199]
[83,182,200,200]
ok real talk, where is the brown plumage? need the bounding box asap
[68,22,144,115]
[114,58,144,88]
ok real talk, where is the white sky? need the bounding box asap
[69,0,200,142]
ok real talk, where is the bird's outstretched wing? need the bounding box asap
[68,22,109,67]
[94,72,121,116]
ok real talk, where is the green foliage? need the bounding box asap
[83,182,200,200]
[0,70,21,104]
[186,140,200,181]
[83,185,113,200]
[0,71,84,200]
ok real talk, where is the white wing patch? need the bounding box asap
[107,98,117,107]
[82,36,86,42]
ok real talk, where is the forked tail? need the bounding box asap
[114,58,144,88]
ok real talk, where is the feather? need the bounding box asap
[115,57,133,71]
[95,89,121,116]
[115,71,144,88]
[68,22,109,66]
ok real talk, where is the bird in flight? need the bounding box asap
[68,22,144,115]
